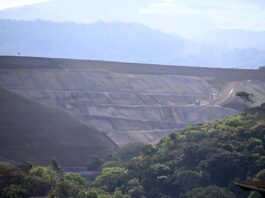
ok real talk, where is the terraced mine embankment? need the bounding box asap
[0,87,116,166]
[1,56,263,145]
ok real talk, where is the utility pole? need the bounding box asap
[211,93,216,120]
[211,93,216,105]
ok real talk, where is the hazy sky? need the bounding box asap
[1,0,265,38]
[142,0,265,29]
[0,0,50,10]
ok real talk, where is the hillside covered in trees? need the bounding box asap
[89,107,265,198]
[1,107,265,197]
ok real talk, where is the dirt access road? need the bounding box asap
[213,82,241,105]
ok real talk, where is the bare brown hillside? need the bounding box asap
[0,87,116,166]
[1,56,263,145]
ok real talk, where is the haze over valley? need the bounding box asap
[1,19,265,68]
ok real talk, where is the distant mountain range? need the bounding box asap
[0,0,151,23]
[0,19,265,68]
[0,0,265,68]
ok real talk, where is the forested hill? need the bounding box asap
[91,107,265,198]
[1,107,265,197]
[1,19,265,68]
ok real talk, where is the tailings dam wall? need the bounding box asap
[0,56,250,145]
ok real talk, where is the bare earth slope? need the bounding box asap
[0,87,116,166]
[222,80,265,111]
[1,56,262,145]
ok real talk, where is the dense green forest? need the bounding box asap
[1,107,265,197]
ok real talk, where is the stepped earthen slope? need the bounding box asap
[1,56,264,145]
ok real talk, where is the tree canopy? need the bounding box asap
[1,108,265,197]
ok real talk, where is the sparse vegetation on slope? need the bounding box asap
[0,88,116,166]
